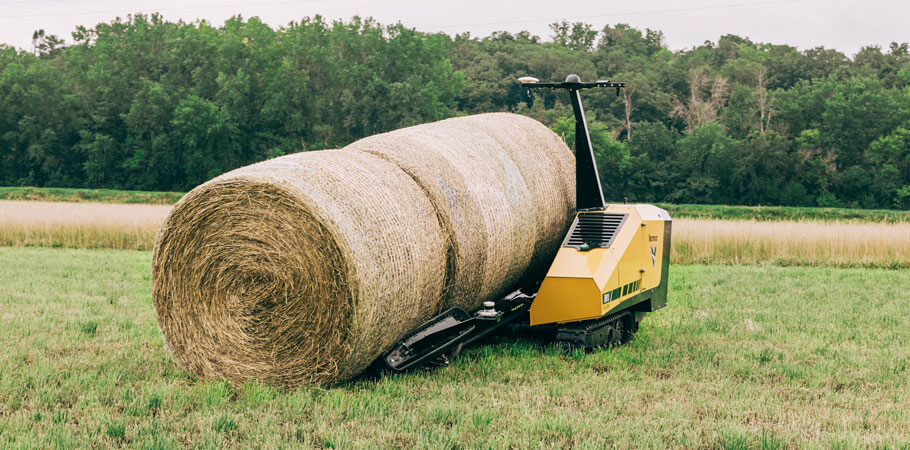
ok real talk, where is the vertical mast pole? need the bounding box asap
[569,89,605,210]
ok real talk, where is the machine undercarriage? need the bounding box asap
[378,284,658,373]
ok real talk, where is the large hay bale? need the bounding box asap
[450,113,576,284]
[344,113,575,307]
[152,113,574,387]
[152,150,447,386]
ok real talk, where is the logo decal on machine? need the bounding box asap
[650,245,657,267]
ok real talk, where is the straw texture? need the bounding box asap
[345,113,575,307]
[152,113,574,387]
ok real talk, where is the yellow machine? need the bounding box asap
[530,204,670,347]
[533,205,670,326]
[379,75,671,371]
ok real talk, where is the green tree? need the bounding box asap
[1,16,908,209]
[866,127,910,208]
[550,21,597,52]
[0,54,82,186]
[171,95,239,188]
[731,132,792,204]
[671,122,739,204]
[625,121,679,201]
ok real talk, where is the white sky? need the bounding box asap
[0,0,907,57]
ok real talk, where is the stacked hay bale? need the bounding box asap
[344,113,575,308]
[152,113,575,387]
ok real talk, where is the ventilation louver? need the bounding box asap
[562,212,627,249]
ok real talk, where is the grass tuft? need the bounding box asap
[0,200,169,251]
[212,414,237,433]
[674,218,910,268]
[80,321,99,335]
[104,421,125,439]
[146,395,161,414]
[51,410,68,424]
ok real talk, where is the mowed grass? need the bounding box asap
[660,203,910,223]
[2,200,909,268]
[0,248,907,448]
[0,187,182,205]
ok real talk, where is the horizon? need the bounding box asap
[1,0,907,57]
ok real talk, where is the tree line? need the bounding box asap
[1,15,908,209]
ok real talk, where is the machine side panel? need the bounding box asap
[617,222,643,293]
[545,247,615,279]
[529,277,603,325]
[651,220,672,310]
[593,208,641,286]
[598,217,652,317]
[640,220,665,292]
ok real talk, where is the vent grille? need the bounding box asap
[563,213,627,249]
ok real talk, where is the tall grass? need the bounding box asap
[674,219,910,269]
[0,201,169,251]
[2,201,908,268]
[4,187,909,223]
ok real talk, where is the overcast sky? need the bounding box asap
[0,0,907,56]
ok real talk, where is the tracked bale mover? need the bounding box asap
[154,73,671,387]
[379,75,672,371]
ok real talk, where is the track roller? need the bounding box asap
[556,311,636,351]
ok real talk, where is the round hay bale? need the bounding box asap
[152,149,447,387]
[152,113,576,387]
[344,113,575,309]
[441,113,576,283]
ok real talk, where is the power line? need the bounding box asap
[0,0,327,19]
[0,0,808,45]
[423,0,806,30]
[0,0,69,6]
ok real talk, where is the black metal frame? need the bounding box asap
[524,77,625,210]
[378,289,536,372]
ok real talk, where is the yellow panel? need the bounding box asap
[640,221,665,291]
[545,247,607,279]
[604,205,642,290]
[620,224,641,285]
[529,276,603,325]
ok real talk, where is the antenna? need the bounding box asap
[520,74,625,210]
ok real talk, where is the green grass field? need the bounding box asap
[0,187,183,205]
[3,186,908,222]
[1,247,907,448]
[659,203,910,223]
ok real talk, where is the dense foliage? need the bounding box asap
[1,15,908,208]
